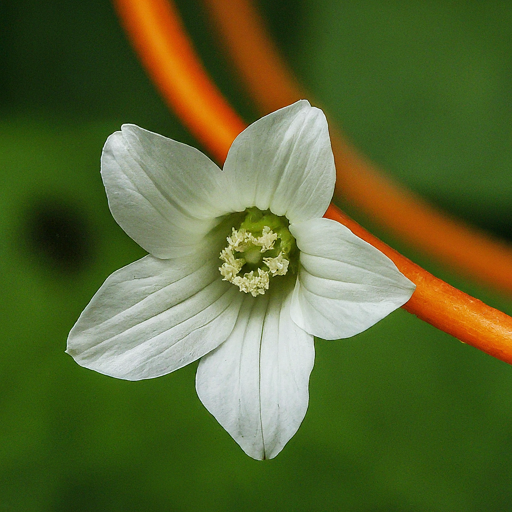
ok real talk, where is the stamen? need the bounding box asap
[219,247,245,281]
[232,269,270,297]
[254,226,277,252]
[219,222,293,296]
[263,252,289,276]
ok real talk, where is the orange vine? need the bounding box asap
[114,0,245,162]
[113,0,512,364]
[325,205,512,364]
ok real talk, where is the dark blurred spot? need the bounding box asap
[24,197,94,274]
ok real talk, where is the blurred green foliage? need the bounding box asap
[1,1,512,510]
[296,0,512,238]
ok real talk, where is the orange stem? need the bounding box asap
[325,205,512,364]
[113,0,245,162]
[201,0,512,296]
[113,0,512,364]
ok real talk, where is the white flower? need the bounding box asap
[67,101,415,460]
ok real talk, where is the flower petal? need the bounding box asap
[222,100,335,223]
[196,283,314,460]
[101,125,230,258]
[67,253,244,380]
[290,218,416,340]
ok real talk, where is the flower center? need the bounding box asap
[219,208,296,297]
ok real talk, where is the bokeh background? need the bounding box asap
[2,0,512,510]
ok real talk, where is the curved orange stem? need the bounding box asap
[113,0,512,364]
[325,205,512,364]
[201,0,512,296]
[114,0,245,162]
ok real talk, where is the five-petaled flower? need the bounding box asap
[67,101,415,459]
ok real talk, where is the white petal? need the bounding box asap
[290,218,416,340]
[101,125,230,258]
[222,100,335,223]
[67,253,244,380]
[196,283,314,460]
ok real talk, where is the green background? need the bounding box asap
[2,1,512,510]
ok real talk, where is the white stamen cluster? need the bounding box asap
[219,227,290,297]
[227,226,277,252]
[264,252,289,276]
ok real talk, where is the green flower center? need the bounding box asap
[219,208,297,297]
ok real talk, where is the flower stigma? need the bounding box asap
[219,208,297,297]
